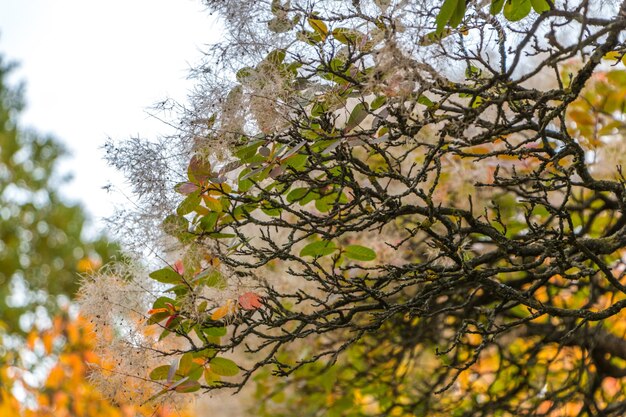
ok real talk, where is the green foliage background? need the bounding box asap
[0,55,118,335]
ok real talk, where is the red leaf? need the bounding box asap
[189,155,213,183]
[238,292,263,310]
[164,314,179,328]
[173,260,184,275]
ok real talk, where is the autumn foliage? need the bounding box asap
[1,312,193,417]
[81,0,626,416]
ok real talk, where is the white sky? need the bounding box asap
[1,0,219,234]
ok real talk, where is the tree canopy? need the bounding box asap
[83,0,626,415]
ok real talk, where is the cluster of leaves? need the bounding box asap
[97,0,626,415]
[144,260,256,395]
[435,0,551,37]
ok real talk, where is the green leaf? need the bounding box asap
[503,0,532,21]
[204,368,221,386]
[261,203,282,217]
[449,0,466,28]
[271,390,286,403]
[417,95,435,107]
[192,347,215,359]
[203,326,227,337]
[188,365,204,381]
[203,196,222,212]
[149,365,171,380]
[435,0,459,34]
[315,197,332,213]
[490,0,505,15]
[238,172,254,192]
[282,154,308,171]
[199,211,219,232]
[465,65,481,79]
[345,102,369,132]
[197,269,227,289]
[152,296,176,309]
[530,0,550,12]
[315,196,331,213]
[177,192,202,216]
[234,140,264,161]
[287,187,310,204]
[207,232,236,239]
[344,245,377,261]
[210,357,240,376]
[370,96,387,110]
[241,165,270,182]
[149,267,182,284]
[179,352,195,375]
[165,284,189,297]
[158,329,171,341]
[471,96,484,108]
[300,240,338,257]
[311,101,326,117]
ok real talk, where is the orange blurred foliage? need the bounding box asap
[2,313,194,417]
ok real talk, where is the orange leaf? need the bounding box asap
[42,333,54,354]
[26,332,37,350]
[67,322,80,345]
[211,299,236,321]
[238,292,263,310]
[45,365,65,389]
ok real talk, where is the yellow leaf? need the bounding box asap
[203,195,222,212]
[308,17,328,40]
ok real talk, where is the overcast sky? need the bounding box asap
[1,0,219,234]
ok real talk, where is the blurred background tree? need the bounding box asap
[0,54,117,333]
[0,52,193,417]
